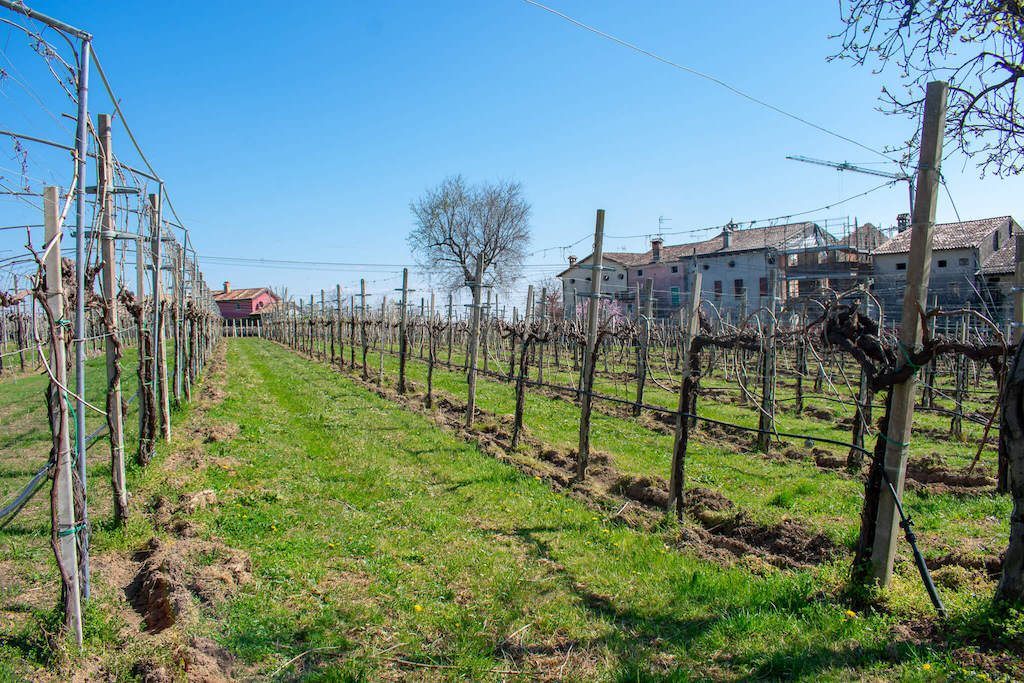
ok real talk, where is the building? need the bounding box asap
[978,238,1019,327]
[558,221,842,319]
[213,281,279,321]
[872,216,1021,322]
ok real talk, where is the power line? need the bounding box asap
[522,0,898,163]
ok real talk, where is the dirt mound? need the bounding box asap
[198,422,240,443]
[905,456,994,491]
[685,486,734,513]
[184,636,237,682]
[126,538,193,633]
[926,550,1003,578]
[180,489,218,514]
[713,513,840,567]
[613,475,668,508]
[804,406,835,421]
[132,659,173,683]
[125,536,253,632]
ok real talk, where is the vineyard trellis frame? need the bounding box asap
[0,0,223,646]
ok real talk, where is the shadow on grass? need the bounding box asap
[491,524,941,681]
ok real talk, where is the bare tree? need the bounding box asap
[408,176,531,291]
[832,0,1024,176]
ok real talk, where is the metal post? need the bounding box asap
[72,36,92,601]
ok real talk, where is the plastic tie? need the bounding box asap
[58,522,86,537]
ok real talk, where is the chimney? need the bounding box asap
[897,213,910,233]
[722,221,734,248]
[651,237,663,262]
[568,255,577,268]
[223,281,231,293]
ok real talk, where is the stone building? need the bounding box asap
[872,216,1021,323]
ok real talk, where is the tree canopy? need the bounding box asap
[832,0,1024,176]
[408,176,531,291]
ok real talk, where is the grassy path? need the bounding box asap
[161,340,977,679]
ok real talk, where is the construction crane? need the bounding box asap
[786,154,914,214]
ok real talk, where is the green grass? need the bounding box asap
[186,340,973,679]
[1,338,1015,680]
[362,342,1008,572]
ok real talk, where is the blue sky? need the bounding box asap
[1,0,1021,306]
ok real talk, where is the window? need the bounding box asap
[713,280,723,295]
[734,279,744,295]
[937,259,947,268]
[995,233,1001,251]
[703,264,710,271]
[602,274,609,281]
[728,260,736,268]
[569,278,576,284]
[959,257,969,266]
[896,263,907,271]
[950,283,960,298]
[759,277,768,295]
[636,269,643,276]
[670,286,680,307]
[234,303,241,310]
[671,265,679,273]
[617,273,624,280]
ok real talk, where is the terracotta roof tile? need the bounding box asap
[980,241,1017,275]
[874,216,1014,255]
[577,222,821,272]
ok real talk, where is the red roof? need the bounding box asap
[213,287,276,303]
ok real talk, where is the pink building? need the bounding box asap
[213,281,279,321]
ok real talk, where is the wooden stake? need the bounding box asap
[150,193,171,442]
[870,80,948,586]
[97,115,127,523]
[398,268,409,394]
[577,209,605,481]
[668,262,702,517]
[44,185,83,644]
[466,254,484,427]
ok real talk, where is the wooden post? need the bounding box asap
[870,80,948,586]
[634,278,654,416]
[360,279,368,378]
[135,220,149,448]
[348,293,355,367]
[577,209,605,481]
[378,296,386,385]
[482,288,492,373]
[849,293,873,469]
[170,245,182,405]
[668,262,702,517]
[756,261,778,452]
[537,288,547,384]
[97,114,128,523]
[398,268,409,394]
[150,193,171,442]
[466,254,484,427]
[44,186,83,644]
[446,293,454,365]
